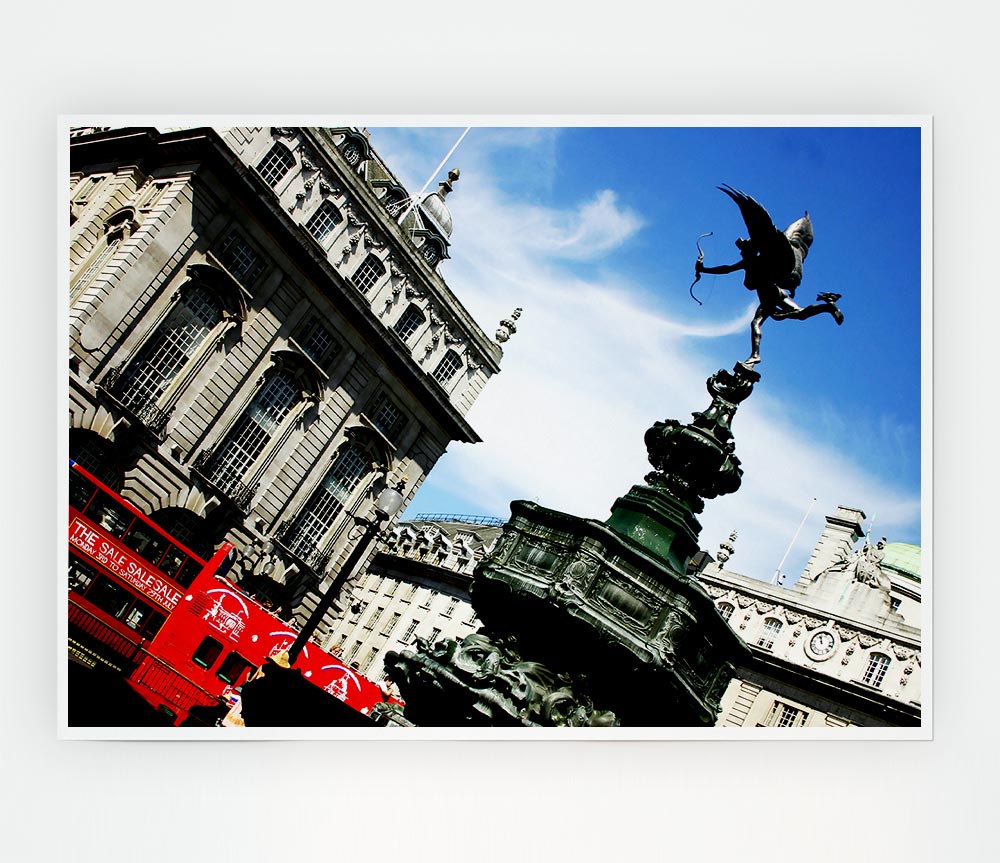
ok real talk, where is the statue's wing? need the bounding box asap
[718,184,796,274]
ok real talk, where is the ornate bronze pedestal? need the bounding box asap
[385,365,758,727]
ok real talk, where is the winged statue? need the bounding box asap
[696,184,843,366]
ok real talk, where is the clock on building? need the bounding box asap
[806,630,837,660]
[422,243,440,265]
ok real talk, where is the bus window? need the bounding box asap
[86,576,135,620]
[159,545,189,581]
[142,610,166,640]
[193,637,223,669]
[69,469,97,511]
[121,522,169,568]
[173,558,198,589]
[87,491,134,538]
[216,652,253,686]
[69,557,98,594]
[124,598,155,632]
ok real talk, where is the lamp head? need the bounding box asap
[374,476,408,521]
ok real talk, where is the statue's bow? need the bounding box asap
[688,232,713,306]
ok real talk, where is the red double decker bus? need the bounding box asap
[68,460,389,725]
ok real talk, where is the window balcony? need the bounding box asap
[190,448,258,512]
[99,366,173,440]
[273,520,333,574]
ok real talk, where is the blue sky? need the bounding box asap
[368,122,924,584]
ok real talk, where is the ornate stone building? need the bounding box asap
[68,125,513,638]
[320,515,503,689]
[697,507,922,727]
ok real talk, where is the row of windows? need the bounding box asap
[70,557,167,639]
[257,140,412,237]
[717,601,896,689]
[358,575,476,622]
[70,469,200,586]
[104,269,417,552]
[113,253,459,458]
[191,637,253,686]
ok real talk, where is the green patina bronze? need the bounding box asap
[382,187,831,728]
[384,362,760,728]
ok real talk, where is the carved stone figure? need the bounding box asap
[696,185,844,367]
[385,631,619,727]
[824,536,890,590]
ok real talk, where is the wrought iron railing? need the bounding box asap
[408,513,507,527]
[100,366,172,439]
[190,448,258,512]
[274,520,333,574]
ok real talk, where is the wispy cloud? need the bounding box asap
[375,127,920,583]
[519,189,643,259]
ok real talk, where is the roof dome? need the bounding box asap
[880,542,921,581]
[418,168,460,239]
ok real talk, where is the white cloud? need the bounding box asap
[388,129,920,584]
[517,189,644,259]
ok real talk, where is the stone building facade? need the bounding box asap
[354,507,921,726]
[698,507,922,728]
[67,125,511,639]
[320,516,503,687]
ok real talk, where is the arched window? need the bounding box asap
[717,602,734,622]
[111,282,222,417]
[69,430,122,491]
[862,652,891,688]
[393,305,425,342]
[149,508,214,560]
[340,136,368,167]
[196,370,300,501]
[757,617,783,650]
[432,349,463,386]
[257,143,295,187]
[283,443,371,561]
[352,254,385,294]
[306,200,343,244]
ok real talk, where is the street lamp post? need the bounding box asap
[286,478,405,666]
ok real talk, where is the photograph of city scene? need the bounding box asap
[64,122,924,734]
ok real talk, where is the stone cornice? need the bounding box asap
[301,128,502,372]
[698,568,922,650]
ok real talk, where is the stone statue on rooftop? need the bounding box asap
[695,185,844,367]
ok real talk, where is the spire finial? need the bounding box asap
[716,530,737,565]
[495,307,522,344]
[438,168,460,199]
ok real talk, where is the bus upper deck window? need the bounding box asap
[121,522,169,567]
[69,469,97,512]
[159,546,190,582]
[88,491,134,538]
[124,599,154,632]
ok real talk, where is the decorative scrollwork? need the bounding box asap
[385,633,619,727]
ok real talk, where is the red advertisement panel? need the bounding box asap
[69,516,182,611]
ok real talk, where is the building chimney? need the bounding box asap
[799,506,866,582]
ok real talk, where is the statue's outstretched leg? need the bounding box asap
[772,293,844,325]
